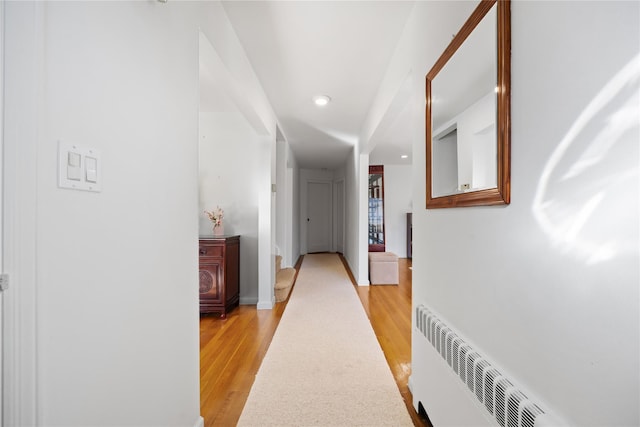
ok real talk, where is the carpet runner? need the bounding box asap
[238,253,413,426]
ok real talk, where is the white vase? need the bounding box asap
[213,224,224,236]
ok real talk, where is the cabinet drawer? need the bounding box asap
[199,245,223,258]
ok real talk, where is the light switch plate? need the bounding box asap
[58,140,102,192]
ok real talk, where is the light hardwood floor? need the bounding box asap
[199,255,429,426]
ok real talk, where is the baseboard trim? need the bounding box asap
[193,416,204,427]
[256,296,274,310]
[239,297,258,305]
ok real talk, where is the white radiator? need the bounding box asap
[415,304,559,427]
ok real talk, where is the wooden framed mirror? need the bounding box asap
[426,0,510,208]
[368,165,385,252]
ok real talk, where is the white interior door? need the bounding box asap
[307,181,332,253]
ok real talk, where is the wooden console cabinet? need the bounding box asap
[198,236,240,318]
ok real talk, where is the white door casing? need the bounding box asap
[4,2,40,424]
[0,2,4,422]
[334,179,344,254]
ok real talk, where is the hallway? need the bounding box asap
[199,256,427,426]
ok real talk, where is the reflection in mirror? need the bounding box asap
[426,0,510,208]
[368,165,385,252]
[432,4,496,197]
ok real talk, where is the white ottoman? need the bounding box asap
[368,252,399,285]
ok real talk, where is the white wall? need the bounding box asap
[289,145,301,266]
[199,112,261,304]
[382,165,412,258]
[357,154,371,284]
[5,1,204,425]
[339,148,368,285]
[258,133,276,309]
[275,137,300,269]
[4,1,279,425]
[341,150,356,272]
[340,152,354,277]
[366,1,640,426]
[276,138,286,262]
[333,165,346,254]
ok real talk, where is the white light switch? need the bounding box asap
[58,140,102,192]
[67,152,82,181]
[85,156,97,183]
[68,152,81,167]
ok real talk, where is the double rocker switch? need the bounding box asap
[58,141,102,192]
[67,151,98,183]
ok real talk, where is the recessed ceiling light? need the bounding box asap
[401,154,408,159]
[313,95,331,107]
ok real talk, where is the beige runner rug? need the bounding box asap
[238,253,413,426]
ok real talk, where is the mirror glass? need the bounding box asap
[368,165,385,252]
[426,0,510,208]
[432,5,496,197]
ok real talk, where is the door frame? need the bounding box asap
[3,3,40,425]
[0,2,4,422]
[368,165,386,252]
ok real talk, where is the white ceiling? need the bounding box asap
[220,1,415,169]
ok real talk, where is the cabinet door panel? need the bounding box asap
[199,259,222,303]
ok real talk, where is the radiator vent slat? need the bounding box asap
[440,327,450,360]
[452,338,462,374]
[459,344,471,383]
[521,403,545,427]
[466,351,480,392]
[415,305,548,427]
[507,391,527,427]
[484,368,501,414]
[435,322,444,354]
[475,359,491,403]
[430,318,436,344]
[495,377,513,427]
[446,333,456,367]
[422,312,428,337]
